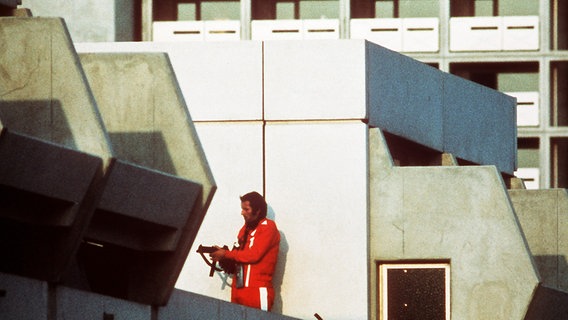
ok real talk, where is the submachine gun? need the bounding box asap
[196,245,237,277]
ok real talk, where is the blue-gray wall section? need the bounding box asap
[366,42,517,174]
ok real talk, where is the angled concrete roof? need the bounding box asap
[0,17,216,306]
[0,17,111,282]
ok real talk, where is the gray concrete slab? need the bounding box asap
[158,289,301,320]
[57,286,151,320]
[367,43,444,151]
[0,273,48,320]
[443,72,517,175]
[78,52,216,306]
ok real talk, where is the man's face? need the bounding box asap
[241,200,259,225]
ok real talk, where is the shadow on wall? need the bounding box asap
[268,205,289,314]
[108,132,176,176]
[533,255,568,292]
[0,100,76,149]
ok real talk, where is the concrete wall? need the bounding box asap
[0,272,301,320]
[21,0,136,42]
[368,127,539,320]
[509,189,568,292]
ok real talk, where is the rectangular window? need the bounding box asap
[378,262,450,320]
[299,0,339,19]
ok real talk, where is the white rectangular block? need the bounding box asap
[153,21,205,42]
[302,19,340,40]
[251,20,303,40]
[265,121,368,320]
[502,16,539,51]
[402,17,439,53]
[350,18,403,52]
[450,17,502,51]
[506,91,539,127]
[515,167,540,189]
[204,20,241,41]
[263,40,367,120]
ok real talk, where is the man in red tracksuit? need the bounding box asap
[210,191,280,311]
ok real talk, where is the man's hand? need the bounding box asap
[209,246,227,262]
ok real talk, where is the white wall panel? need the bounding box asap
[176,122,264,301]
[265,121,368,320]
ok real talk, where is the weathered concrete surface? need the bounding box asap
[0,272,302,320]
[78,52,216,305]
[21,0,137,42]
[158,289,302,320]
[369,127,538,320]
[509,189,568,292]
[0,17,111,282]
